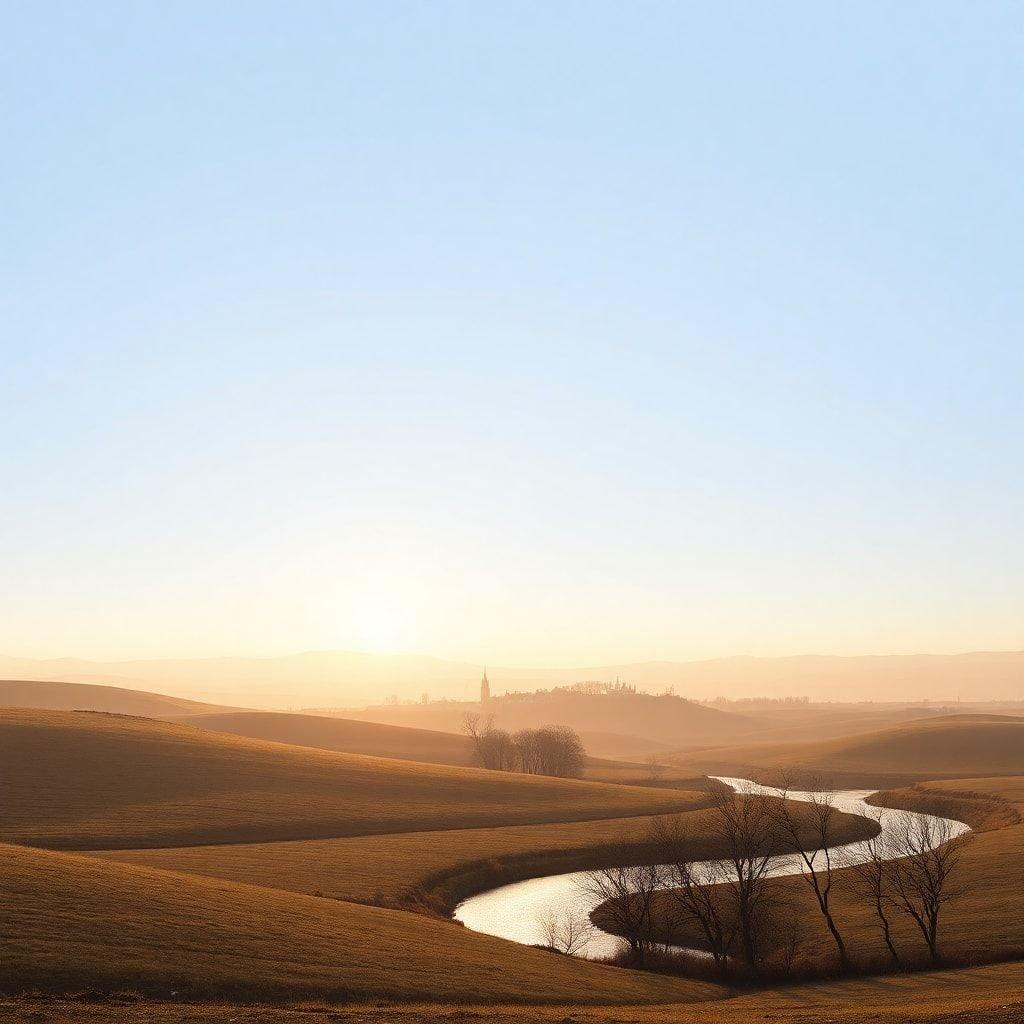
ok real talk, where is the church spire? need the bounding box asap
[480,667,491,705]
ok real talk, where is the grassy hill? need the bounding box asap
[0,842,720,1005]
[669,714,1024,786]
[164,709,478,766]
[94,796,876,915]
[1,955,1020,1022]
[0,708,706,849]
[0,677,234,716]
[340,690,758,751]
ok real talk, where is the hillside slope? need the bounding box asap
[164,710,478,766]
[670,714,1024,786]
[339,691,757,750]
[0,709,705,849]
[0,678,234,716]
[0,842,719,1005]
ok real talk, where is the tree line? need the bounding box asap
[462,713,586,778]
[576,778,969,978]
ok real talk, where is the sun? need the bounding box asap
[352,604,406,653]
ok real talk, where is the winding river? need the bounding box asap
[454,777,971,960]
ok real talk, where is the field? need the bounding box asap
[0,677,234,716]
[0,709,708,848]
[92,796,876,911]
[668,714,1024,787]
[1,962,1021,1023]
[3,689,1023,1023]
[162,709,480,766]
[0,842,720,1005]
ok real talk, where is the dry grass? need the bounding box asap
[0,842,721,1006]
[669,714,1024,787]
[0,709,714,849]
[91,812,707,905]
[94,795,876,913]
[162,710,479,766]
[0,678,233,715]
[868,777,1024,831]
[1,961,1021,1022]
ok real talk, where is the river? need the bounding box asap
[454,777,971,960]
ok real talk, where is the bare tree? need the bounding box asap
[462,711,492,765]
[771,775,851,972]
[480,726,517,771]
[849,822,902,967]
[704,784,779,971]
[645,755,667,784]
[513,726,586,778]
[885,812,969,965]
[651,815,735,975]
[579,858,661,965]
[539,908,595,957]
[463,713,515,770]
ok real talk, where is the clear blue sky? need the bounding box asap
[3,2,1022,664]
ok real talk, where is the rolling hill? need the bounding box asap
[338,690,758,751]
[0,841,720,1005]
[163,709,478,766]
[669,714,1024,786]
[0,708,706,849]
[0,677,235,716]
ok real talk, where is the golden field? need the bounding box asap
[669,714,1024,787]
[163,708,480,764]
[92,794,875,909]
[0,841,721,1005]
[0,961,1020,1023]
[0,709,708,848]
[2,690,1023,1024]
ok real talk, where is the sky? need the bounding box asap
[2,2,1022,667]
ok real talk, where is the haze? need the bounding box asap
[4,3,1023,677]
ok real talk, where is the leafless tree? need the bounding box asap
[462,711,486,745]
[704,783,779,971]
[885,811,969,965]
[771,775,851,972]
[539,907,595,957]
[650,814,735,974]
[645,755,666,783]
[463,713,514,770]
[848,821,902,967]
[462,711,491,763]
[513,725,586,778]
[579,858,661,965]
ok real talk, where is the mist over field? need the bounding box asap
[2,648,1022,708]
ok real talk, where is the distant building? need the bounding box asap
[480,668,491,705]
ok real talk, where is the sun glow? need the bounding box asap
[351,604,407,654]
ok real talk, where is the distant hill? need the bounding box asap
[165,709,478,766]
[0,708,704,849]
[670,714,1024,787]
[339,690,758,752]
[0,678,235,717]
[1,648,1021,707]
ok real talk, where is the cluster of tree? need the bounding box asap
[583,779,969,976]
[706,695,810,706]
[462,713,586,778]
[555,680,639,696]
